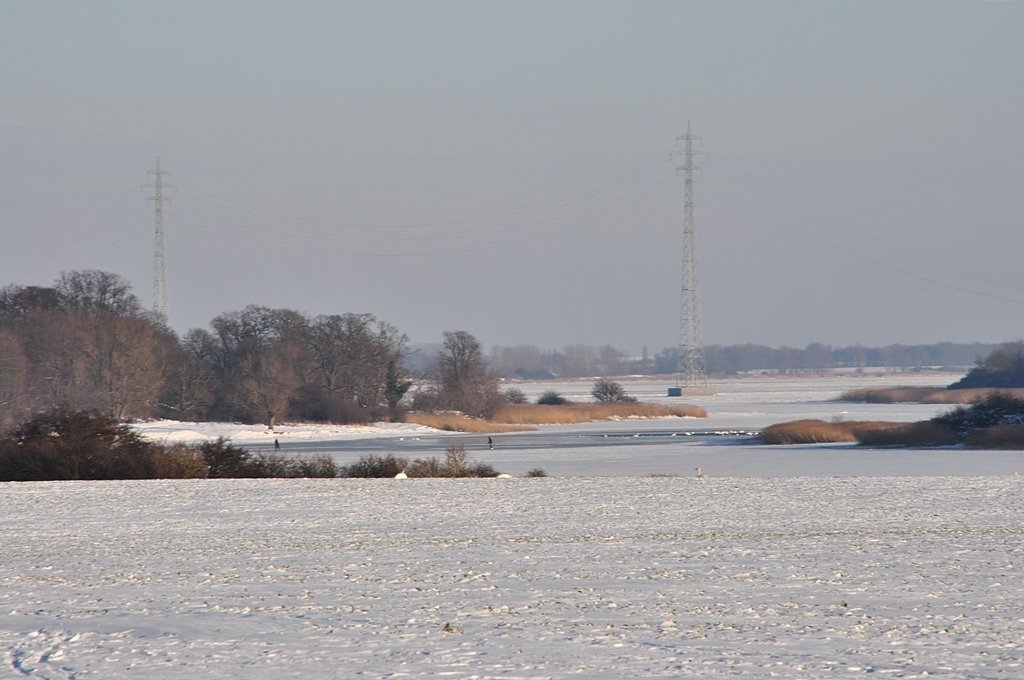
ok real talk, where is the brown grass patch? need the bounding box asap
[404,412,530,433]
[406,402,706,430]
[491,402,707,425]
[761,419,906,445]
[840,386,1024,404]
[150,444,209,479]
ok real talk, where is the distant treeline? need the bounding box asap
[0,270,1004,429]
[487,341,1000,379]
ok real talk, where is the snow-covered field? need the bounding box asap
[4,373,1024,678]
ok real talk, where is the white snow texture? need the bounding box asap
[2,375,1023,678]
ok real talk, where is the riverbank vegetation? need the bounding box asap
[405,402,706,432]
[762,392,1024,449]
[1,270,1008,433]
[760,419,905,445]
[0,410,511,481]
[840,342,1024,404]
[0,409,338,481]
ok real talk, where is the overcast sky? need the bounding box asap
[3,1,1022,354]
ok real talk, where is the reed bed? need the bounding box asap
[760,419,906,445]
[404,413,529,433]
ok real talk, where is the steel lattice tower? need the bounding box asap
[672,124,712,395]
[145,159,172,325]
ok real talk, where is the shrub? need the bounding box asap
[0,409,157,481]
[966,424,1024,449]
[591,379,635,403]
[342,454,408,478]
[933,391,1024,435]
[468,462,499,477]
[444,444,469,475]
[290,454,339,478]
[537,390,568,405]
[253,452,292,478]
[150,444,208,479]
[200,438,266,478]
[405,446,498,478]
[405,456,443,478]
[503,387,528,404]
[526,468,548,477]
[0,410,340,480]
[854,421,959,447]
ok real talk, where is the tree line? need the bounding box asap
[0,269,1004,429]
[488,340,999,379]
[0,271,415,429]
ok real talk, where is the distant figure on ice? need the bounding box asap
[487,436,494,450]
[274,438,280,451]
[695,466,703,478]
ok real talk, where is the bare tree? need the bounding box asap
[159,328,219,420]
[56,270,142,317]
[432,330,503,418]
[0,330,28,427]
[210,306,308,429]
[303,313,410,422]
[0,274,174,420]
[75,313,175,419]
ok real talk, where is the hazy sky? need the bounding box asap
[3,1,1022,354]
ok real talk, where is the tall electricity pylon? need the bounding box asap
[145,159,173,325]
[671,123,712,396]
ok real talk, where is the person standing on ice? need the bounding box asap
[487,436,494,450]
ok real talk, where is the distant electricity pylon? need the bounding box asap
[669,123,713,396]
[145,159,173,325]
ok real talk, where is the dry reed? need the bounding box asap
[760,419,906,445]
[405,402,707,430]
[404,413,530,433]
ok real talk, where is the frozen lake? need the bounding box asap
[278,373,1024,478]
[5,372,1024,678]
